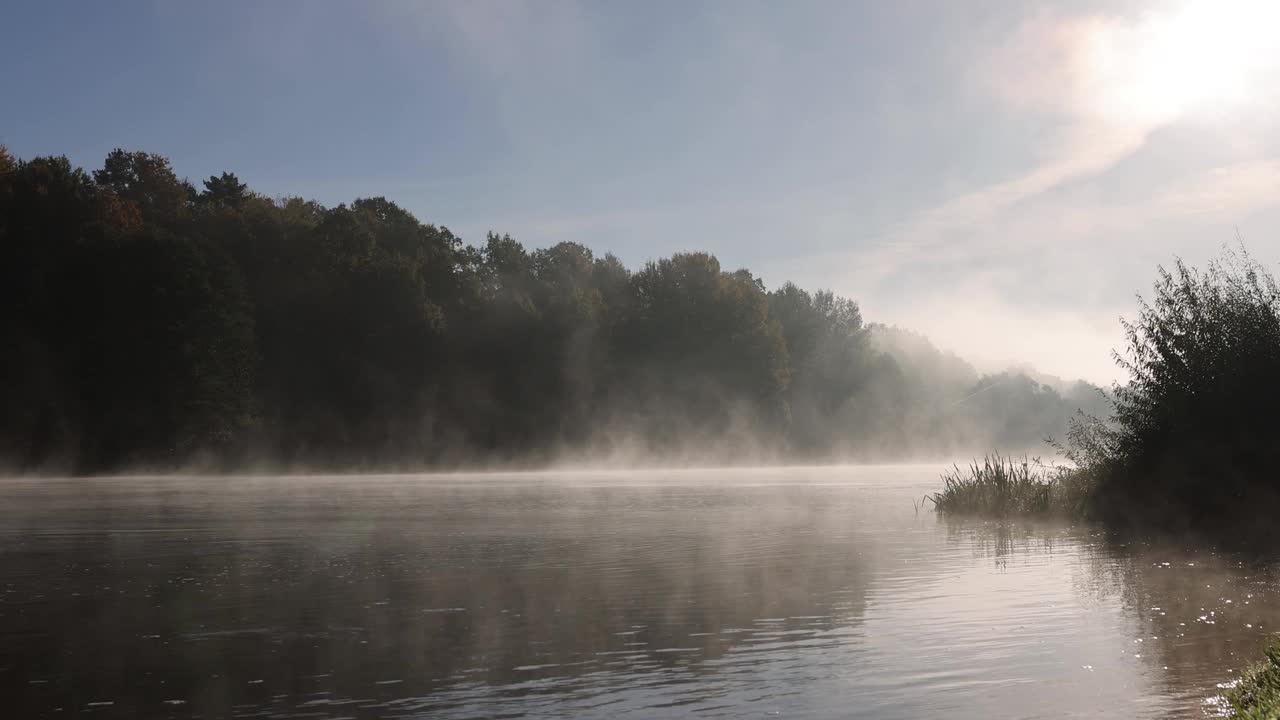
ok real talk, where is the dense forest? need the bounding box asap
[0,148,1107,474]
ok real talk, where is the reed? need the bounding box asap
[928,453,1092,517]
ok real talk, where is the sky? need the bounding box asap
[5,0,1280,384]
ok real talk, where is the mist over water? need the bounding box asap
[3,466,1274,719]
[7,0,1280,716]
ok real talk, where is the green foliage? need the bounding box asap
[1224,642,1280,719]
[200,172,250,208]
[68,229,256,468]
[1089,246,1280,530]
[628,253,788,399]
[770,283,877,453]
[940,246,1280,533]
[605,253,790,453]
[0,152,254,470]
[0,147,1110,472]
[92,149,194,226]
[929,453,1094,517]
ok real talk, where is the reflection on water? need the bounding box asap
[1,467,1278,718]
[1074,536,1280,715]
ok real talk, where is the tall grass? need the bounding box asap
[1222,641,1280,719]
[928,453,1093,517]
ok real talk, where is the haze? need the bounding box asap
[8,0,1279,384]
[10,4,1280,718]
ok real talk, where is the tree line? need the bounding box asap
[0,147,1106,473]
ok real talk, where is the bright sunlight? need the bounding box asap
[1092,0,1280,124]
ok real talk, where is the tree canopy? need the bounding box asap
[0,148,1106,473]
[1070,247,1280,531]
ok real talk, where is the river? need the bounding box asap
[2,465,1277,718]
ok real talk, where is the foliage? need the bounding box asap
[1224,641,1280,720]
[770,284,875,453]
[1090,246,1280,530]
[941,246,1280,533]
[200,172,250,208]
[92,149,194,227]
[0,147,1107,473]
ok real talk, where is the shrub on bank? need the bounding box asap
[1094,247,1280,530]
[1224,641,1280,719]
[935,246,1280,533]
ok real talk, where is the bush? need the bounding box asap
[1092,246,1280,530]
[1223,641,1280,719]
[940,246,1280,533]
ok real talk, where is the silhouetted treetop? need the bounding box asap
[201,172,250,208]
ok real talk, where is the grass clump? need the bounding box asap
[928,453,1093,517]
[1223,641,1280,719]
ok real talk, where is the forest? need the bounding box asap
[0,148,1107,474]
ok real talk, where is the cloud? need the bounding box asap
[846,154,1280,385]
[878,1,1280,272]
[354,1,1278,384]
[1158,159,1280,218]
[770,4,1276,383]
[873,11,1167,269]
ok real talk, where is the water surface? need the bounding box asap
[2,466,1277,718]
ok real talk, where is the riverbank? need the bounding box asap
[1224,641,1280,719]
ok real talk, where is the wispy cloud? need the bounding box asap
[872,2,1280,272]
[361,1,1279,383]
[871,11,1169,272]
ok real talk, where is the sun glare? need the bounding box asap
[1091,0,1280,124]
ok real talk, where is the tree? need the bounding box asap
[769,284,875,453]
[0,145,1118,473]
[1093,247,1280,528]
[620,253,789,451]
[0,156,111,467]
[200,171,250,208]
[93,149,195,227]
[67,228,257,469]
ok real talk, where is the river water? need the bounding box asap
[2,465,1278,719]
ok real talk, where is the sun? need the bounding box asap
[1090,0,1280,125]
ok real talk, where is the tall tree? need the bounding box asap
[93,149,195,227]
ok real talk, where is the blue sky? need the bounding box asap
[5,0,1279,382]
